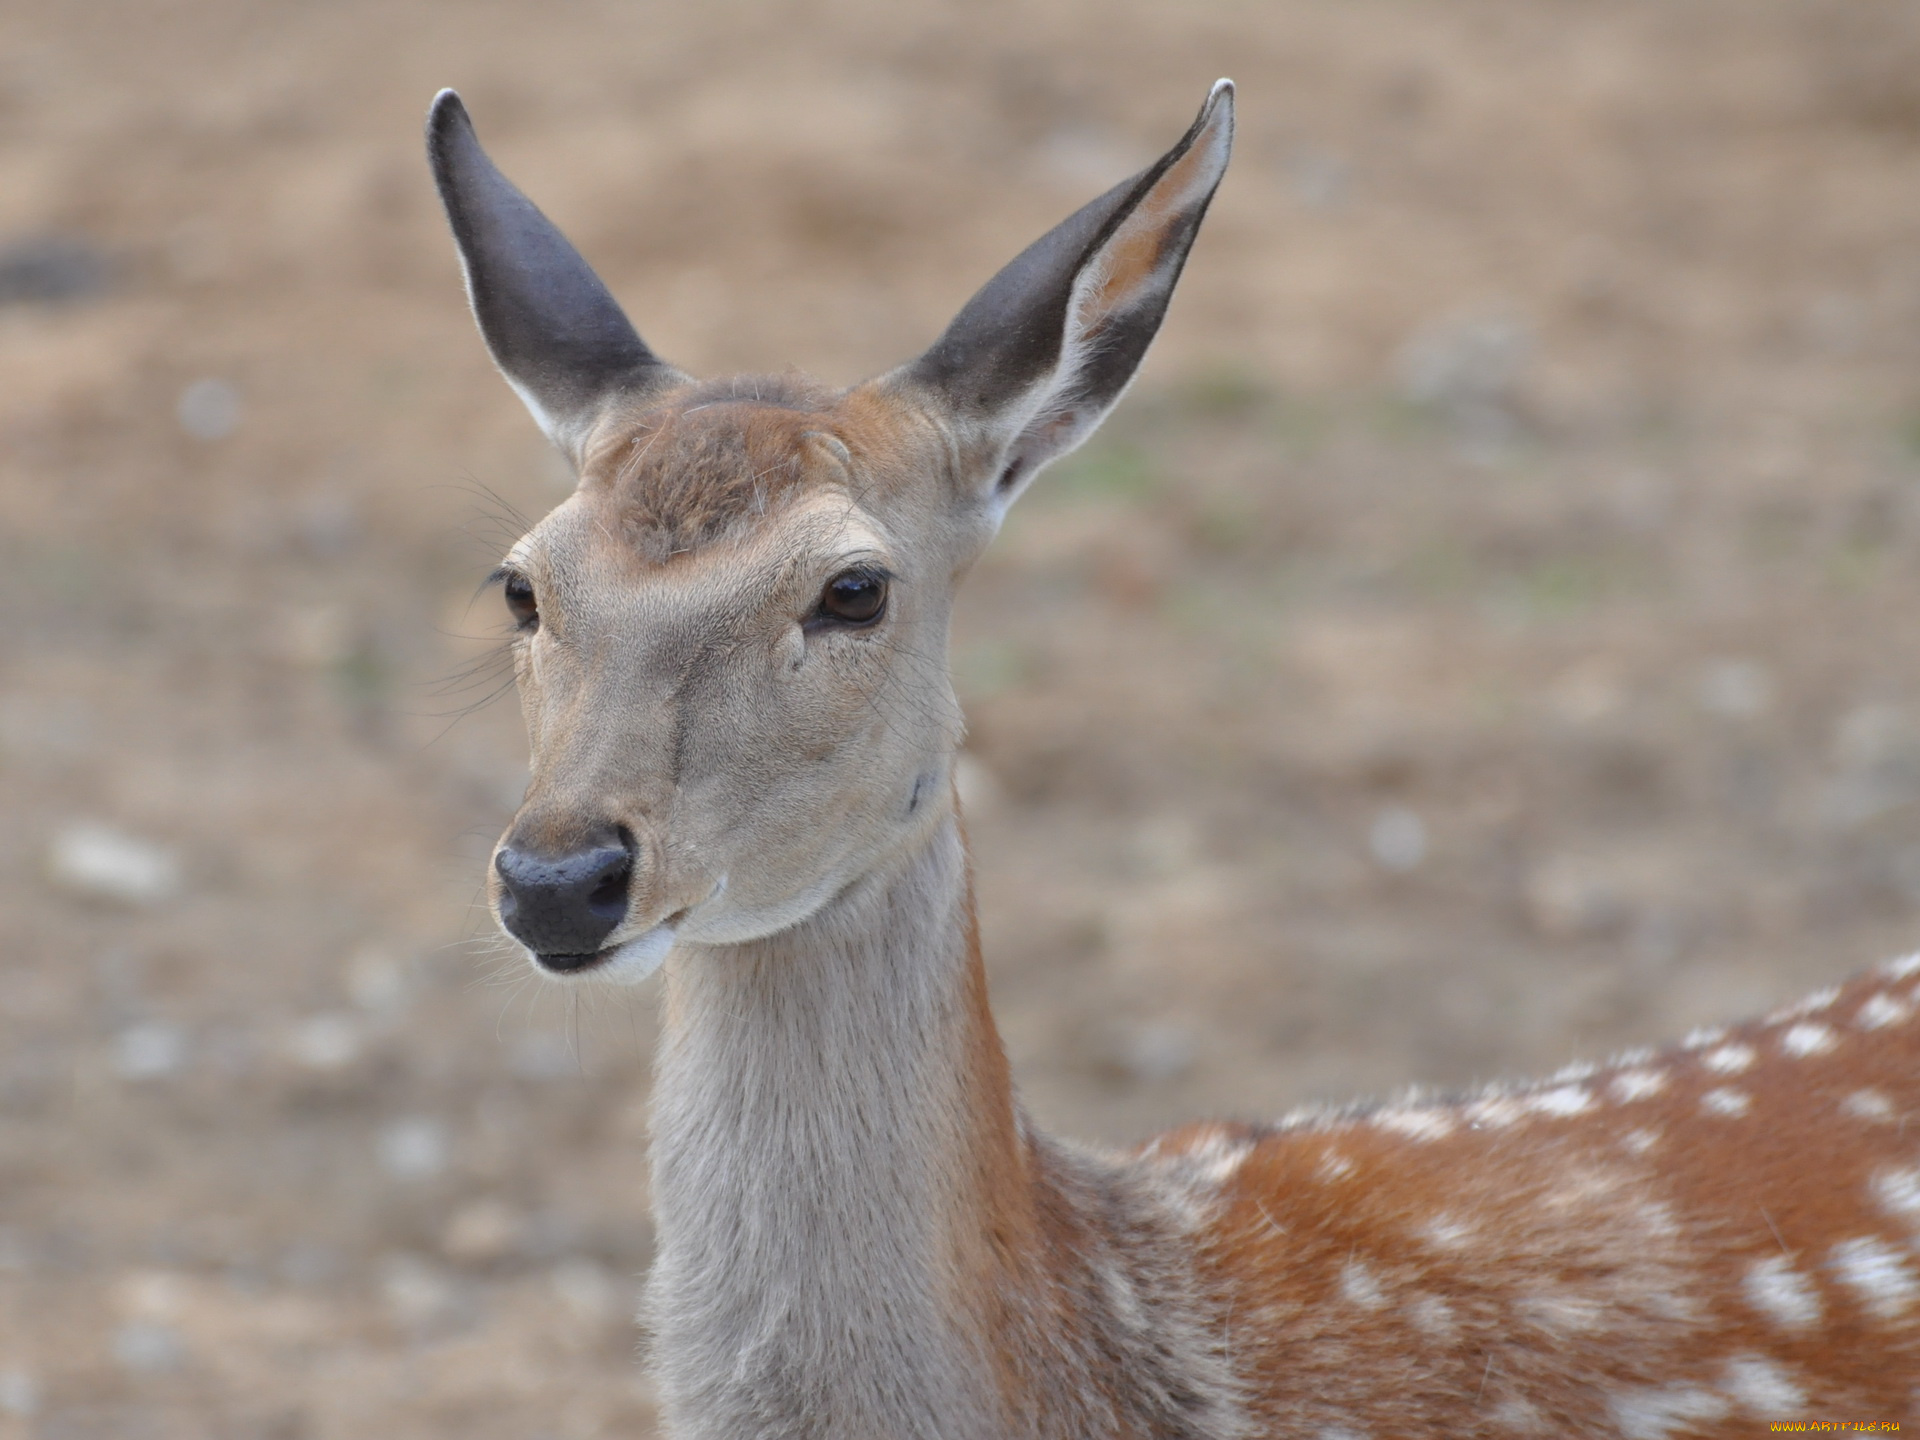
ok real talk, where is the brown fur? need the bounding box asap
[1149,963,1920,1432]
[579,376,849,563]
[943,877,1239,1440]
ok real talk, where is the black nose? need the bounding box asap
[494,833,633,962]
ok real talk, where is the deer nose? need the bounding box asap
[494,832,634,964]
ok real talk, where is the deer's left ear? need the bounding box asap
[896,80,1233,519]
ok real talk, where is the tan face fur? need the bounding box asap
[491,378,992,980]
[428,81,1234,982]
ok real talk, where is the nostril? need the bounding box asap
[587,853,632,918]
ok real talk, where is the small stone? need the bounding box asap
[1698,658,1773,719]
[952,754,1004,819]
[509,1031,576,1081]
[441,1198,523,1263]
[277,1241,340,1288]
[1547,660,1626,725]
[177,378,241,441]
[49,824,182,906]
[1833,703,1917,770]
[551,1258,622,1323]
[286,1013,361,1071]
[379,1252,456,1327]
[379,1117,448,1181]
[294,491,361,558]
[1397,311,1531,410]
[345,946,409,1015]
[1395,309,1531,455]
[112,1321,185,1373]
[1102,1022,1195,1086]
[0,233,109,306]
[115,1270,184,1320]
[0,1368,37,1416]
[1526,855,1625,938]
[1824,703,1920,828]
[279,605,352,668]
[1286,148,1351,208]
[114,1022,186,1081]
[1369,806,1427,873]
[1130,815,1201,878]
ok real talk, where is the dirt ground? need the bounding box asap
[5,0,1920,1434]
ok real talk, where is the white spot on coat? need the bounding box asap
[1621,1128,1661,1155]
[1373,1108,1455,1142]
[1723,1354,1806,1415]
[1339,1260,1387,1310]
[1524,1086,1593,1118]
[1682,1026,1727,1050]
[1702,1087,1752,1117]
[1856,992,1912,1030]
[1465,1096,1525,1129]
[1829,1235,1920,1320]
[1609,1384,1730,1439]
[1771,985,1840,1019]
[1407,1292,1457,1338]
[1744,1255,1822,1330]
[1884,951,1920,981]
[1520,1289,1606,1335]
[1780,1023,1837,1058]
[1611,1070,1667,1102]
[1873,1165,1920,1222]
[1318,1151,1355,1182]
[1702,1044,1755,1075]
[1636,1200,1681,1238]
[1184,1129,1253,1186]
[1418,1215,1476,1249]
[1488,1396,1544,1432]
[1844,1089,1897,1122]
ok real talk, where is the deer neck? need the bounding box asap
[644,812,1023,1438]
[644,813,1238,1440]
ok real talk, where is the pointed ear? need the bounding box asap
[899,80,1233,517]
[426,90,680,462]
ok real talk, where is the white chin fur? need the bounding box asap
[598,925,678,983]
[543,925,677,985]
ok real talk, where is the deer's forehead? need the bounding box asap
[565,382,936,565]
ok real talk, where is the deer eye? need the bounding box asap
[811,568,889,629]
[503,572,538,631]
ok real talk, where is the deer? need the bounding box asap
[425,80,1920,1437]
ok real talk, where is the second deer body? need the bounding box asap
[427,81,1920,1437]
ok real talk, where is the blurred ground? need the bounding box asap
[5,0,1920,1434]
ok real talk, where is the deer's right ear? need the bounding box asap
[427,90,680,463]
[894,80,1233,524]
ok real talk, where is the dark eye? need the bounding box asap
[812,568,889,628]
[503,573,538,631]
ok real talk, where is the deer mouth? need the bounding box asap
[534,915,682,984]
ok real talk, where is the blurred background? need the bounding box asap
[5,0,1920,1433]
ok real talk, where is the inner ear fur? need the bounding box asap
[897,80,1234,515]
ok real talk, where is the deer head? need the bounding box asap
[428,83,1233,982]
